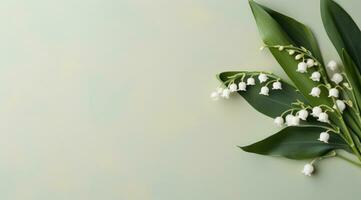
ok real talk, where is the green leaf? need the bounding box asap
[261,5,324,64]
[321,0,361,74]
[341,49,361,110]
[240,126,350,160]
[249,1,332,107]
[218,71,306,118]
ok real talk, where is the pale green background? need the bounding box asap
[1,0,361,199]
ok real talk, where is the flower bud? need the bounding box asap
[246,77,255,85]
[331,73,343,84]
[274,116,284,127]
[297,62,308,73]
[318,132,330,143]
[238,82,247,91]
[272,81,282,90]
[310,71,321,82]
[258,73,268,83]
[302,163,314,176]
[288,50,295,55]
[309,87,321,97]
[259,86,269,96]
[327,60,338,71]
[278,46,284,51]
[295,54,303,60]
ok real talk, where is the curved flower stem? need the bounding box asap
[337,153,361,168]
[311,151,337,165]
[280,108,297,117]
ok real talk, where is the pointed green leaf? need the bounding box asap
[321,0,361,74]
[341,49,361,110]
[261,5,324,64]
[240,126,350,160]
[249,1,332,107]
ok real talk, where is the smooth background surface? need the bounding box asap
[1,0,361,199]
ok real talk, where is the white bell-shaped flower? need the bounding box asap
[328,88,339,98]
[318,132,330,143]
[221,89,231,99]
[333,100,346,113]
[272,81,282,90]
[298,109,308,120]
[246,77,255,85]
[258,73,268,83]
[327,60,338,71]
[274,116,284,127]
[306,59,315,67]
[310,71,321,82]
[297,62,308,73]
[318,112,329,123]
[290,116,300,126]
[238,82,247,91]
[210,91,220,101]
[229,83,238,92]
[217,87,223,94]
[259,86,269,96]
[295,54,303,60]
[310,87,321,97]
[311,106,322,117]
[285,114,294,125]
[278,46,284,51]
[302,163,314,176]
[331,73,343,84]
[286,115,300,126]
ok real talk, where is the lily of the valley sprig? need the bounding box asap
[211,0,361,176]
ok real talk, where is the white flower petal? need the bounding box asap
[328,88,339,98]
[272,81,282,90]
[229,83,238,92]
[297,62,308,73]
[302,163,314,176]
[258,73,268,83]
[238,82,247,91]
[246,77,255,85]
[318,132,330,143]
[327,60,338,71]
[259,86,269,96]
[310,87,321,97]
[310,71,321,82]
[331,73,343,84]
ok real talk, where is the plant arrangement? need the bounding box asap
[211,0,361,176]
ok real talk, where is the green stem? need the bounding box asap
[337,154,361,168]
[339,120,361,161]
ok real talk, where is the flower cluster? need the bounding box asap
[210,72,282,101]
[267,45,351,176]
[212,44,358,177]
